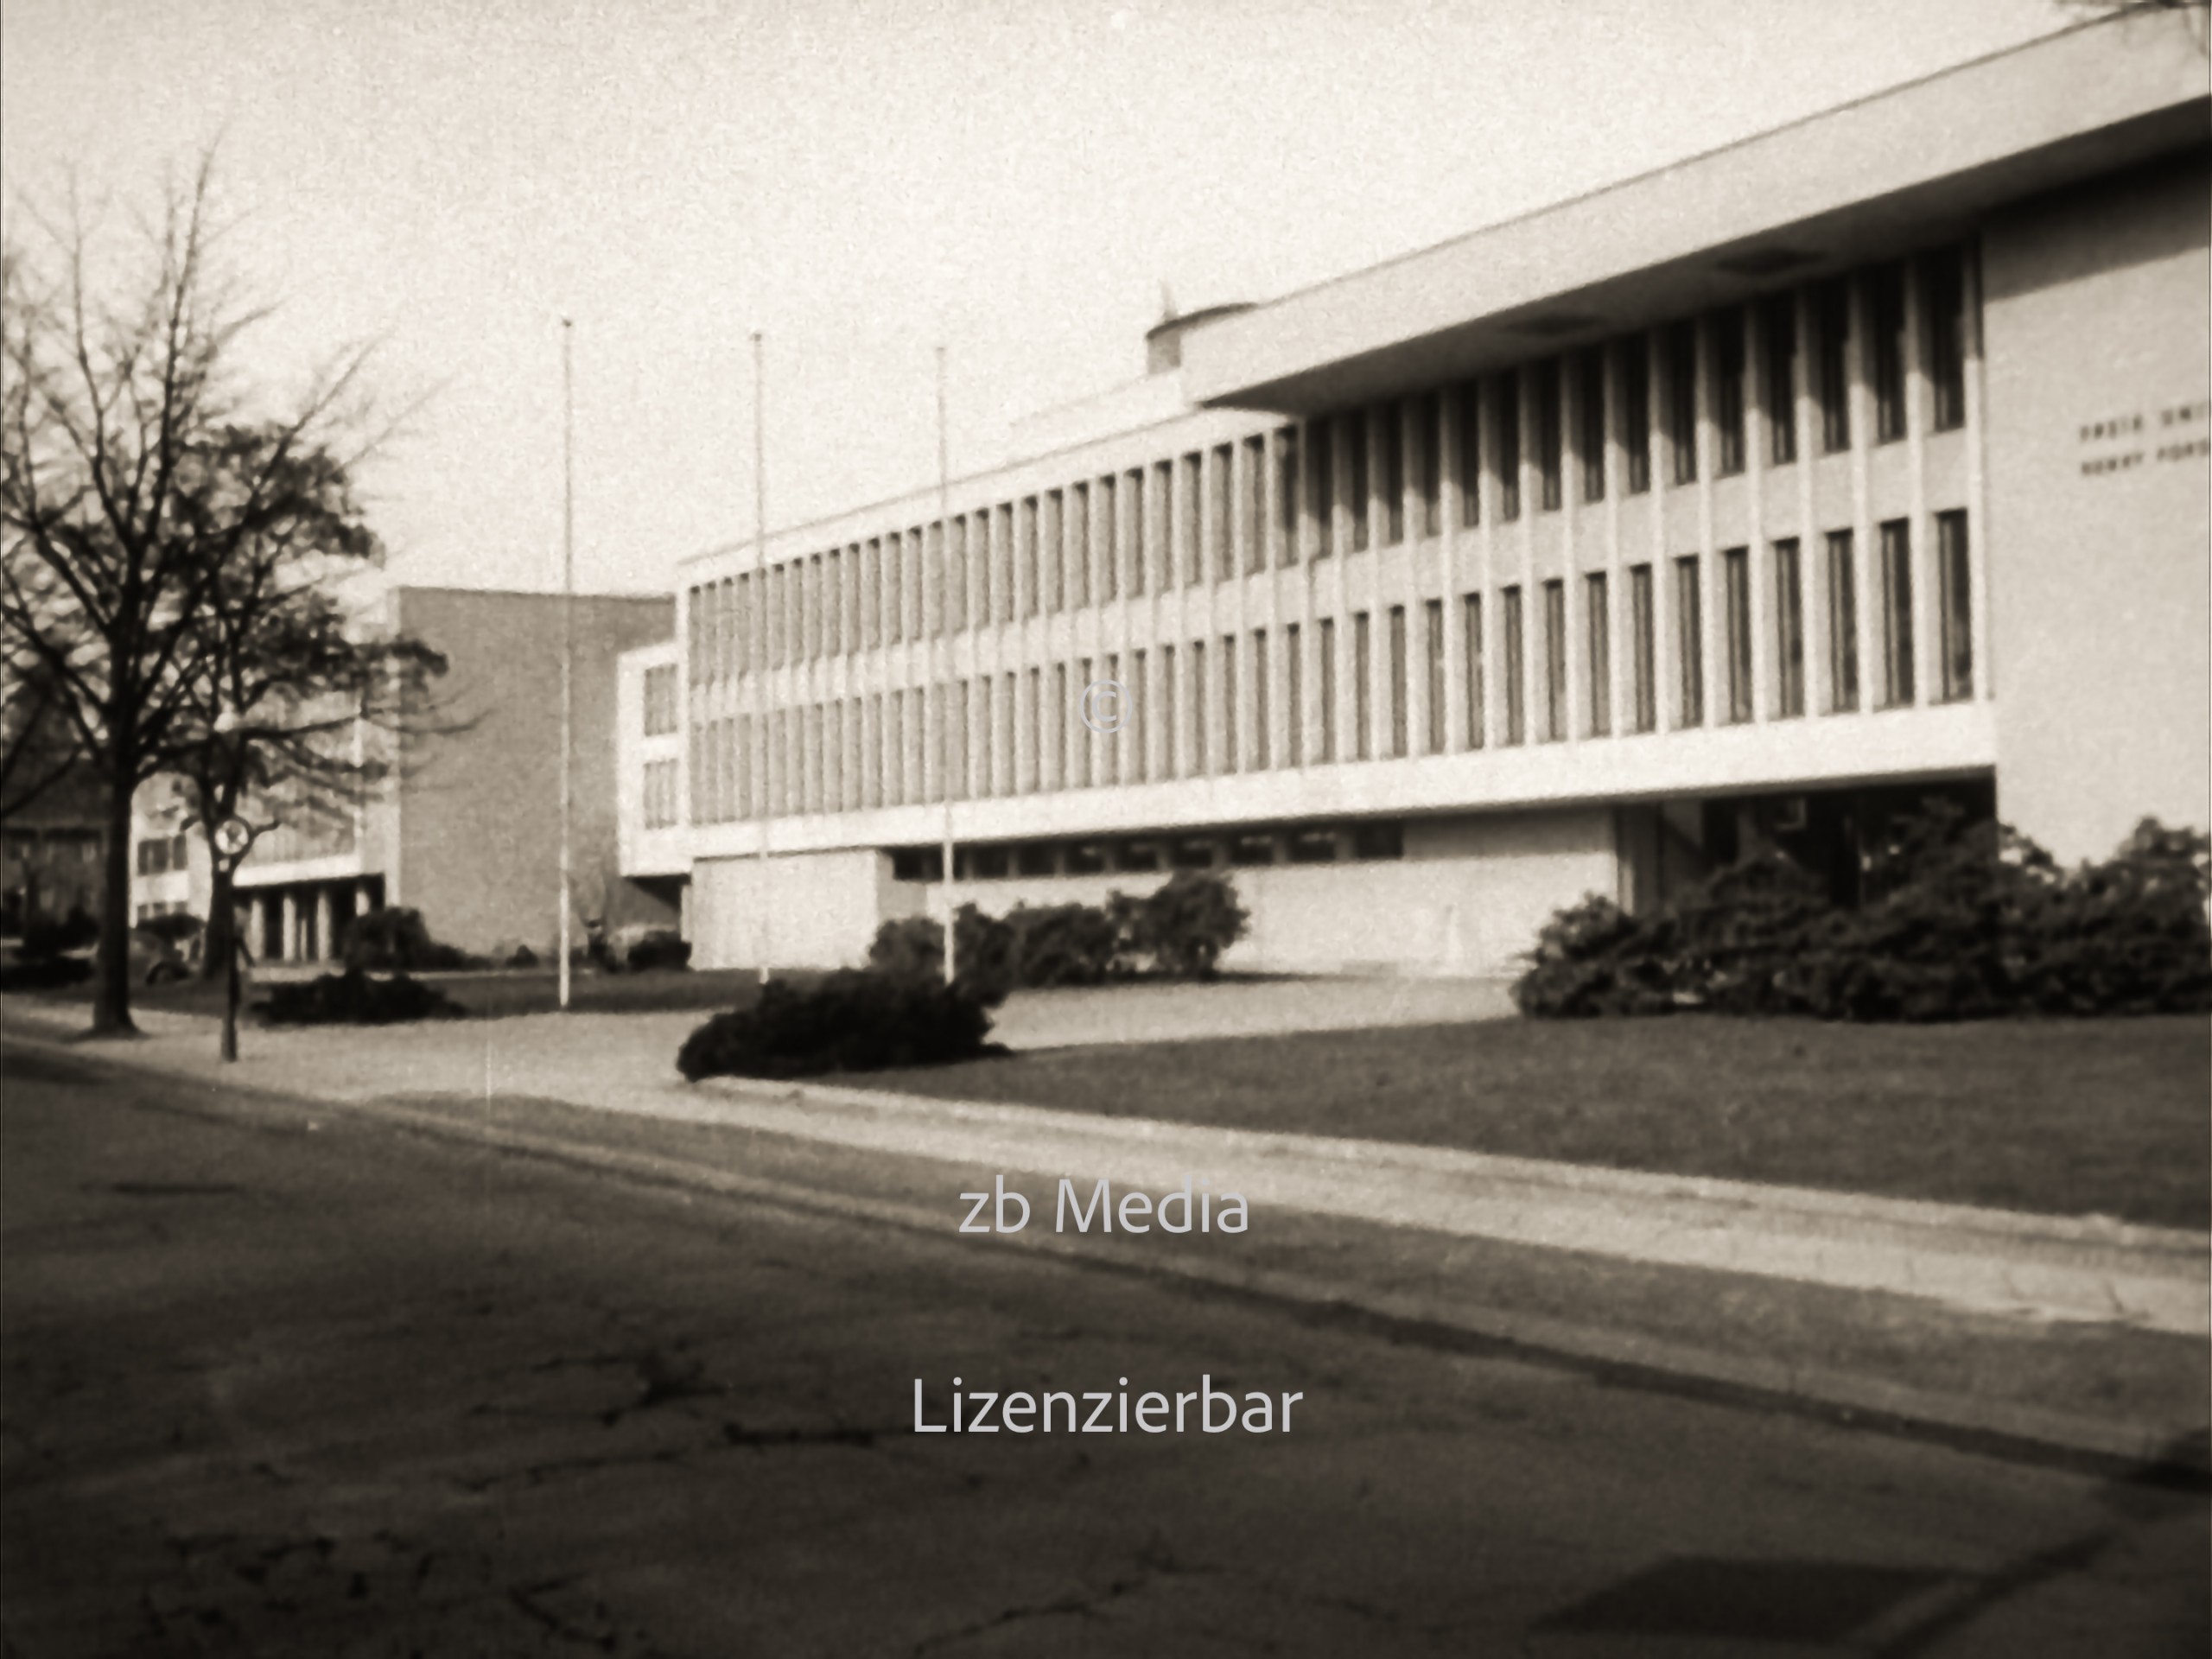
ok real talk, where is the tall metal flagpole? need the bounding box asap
[937,345,957,987]
[753,331,771,985]
[558,317,575,1011]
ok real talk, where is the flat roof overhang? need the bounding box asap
[1182,15,2212,415]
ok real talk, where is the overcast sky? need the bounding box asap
[3,0,2077,597]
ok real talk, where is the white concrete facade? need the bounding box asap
[620,11,2209,976]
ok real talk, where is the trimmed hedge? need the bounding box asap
[0,952,93,992]
[1121,870,1249,978]
[864,871,1249,995]
[258,967,468,1026]
[340,906,486,972]
[1515,810,2212,1021]
[677,970,995,1080]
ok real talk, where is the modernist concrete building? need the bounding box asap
[620,11,2210,976]
[134,585,676,962]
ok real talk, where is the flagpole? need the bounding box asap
[558,317,575,1012]
[753,330,771,985]
[937,345,957,987]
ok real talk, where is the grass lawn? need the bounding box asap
[866,1015,2212,1231]
[26,967,774,1022]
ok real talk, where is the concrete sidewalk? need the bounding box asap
[3,991,2202,1336]
[4,991,2205,1466]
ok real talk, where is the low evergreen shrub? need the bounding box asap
[866,872,1249,992]
[137,911,206,945]
[340,906,485,972]
[676,970,995,1080]
[22,906,98,960]
[258,967,468,1026]
[1121,870,1249,979]
[1007,901,1124,986]
[953,904,1018,1005]
[1515,809,2211,1022]
[868,914,944,982]
[865,907,1017,1005]
[0,952,93,991]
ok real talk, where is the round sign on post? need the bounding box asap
[213,818,252,861]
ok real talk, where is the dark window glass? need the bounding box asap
[1630,564,1656,733]
[1310,420,1335,557]
[1938,511,1973,702]
[1424,598,1445,754]
[1388,605,1408,758]
[1241,437,1265,574]
[1221,632,1237,773]
[1501,586,1525,744]
[1579,349,1606,502]
[1541,580,1567,741]
[1723,546,1753,723]
[1675,555,1704,727]
[1668,321,1699,485]
[1065,842,1108,875]
[1535,359,1563,512]
[1274,429,1299,568]
[962,845,1010,880]
[1773,538,1805,718]
[1319,618,1337,762]
[1879,518,1914,706]
[1346,413,1370,552]
[1461,593,1485,749]
[1496,374,1522,521]
[1351,821,1403,861]
[1872,263,1907,443]
[1171,836,1216,871]
[1353,613,1372,760]
[1230,832,1275,868]
[1287,621,1303,766]
[1585,571,1611,737]
[1115,840,1160,873]
[890,847,944,883]
[1211,445,1233,582]
[1381,406,1405,545]
[1714,308,1745,476]
[1252,628,1270,770]
[1816,280,1852,453]
[1927,249,1968,432]
[1416,394,1441,536]
[1287,828,1338,864]
[1623,337,1651,494]
[1826,530,1859,710]
[1016,843,1057,877]
[1458,385,1482,526]
[1764,294,1798,465]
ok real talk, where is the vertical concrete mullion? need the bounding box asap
[1439,391,1466,754]
[1904,254,1938,707]
[1961,240,1993,700]
[1516,368,1537,744]
[1603,340,1627,741]
[1745,306,1773,725]
[1792,290,1829,717]
[1560,358,1583,745]
[1847,274,1880,714]
[1694,315,1719,732]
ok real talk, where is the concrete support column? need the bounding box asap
[248,896,267,959]
[313,888,333,963]
[278,892,296,962]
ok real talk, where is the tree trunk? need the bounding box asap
[201,855,235,983]
[92,766,136,1034]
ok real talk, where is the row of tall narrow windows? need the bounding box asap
[683,512,1973,824]
[683,247,1975,687]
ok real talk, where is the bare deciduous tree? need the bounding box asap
[1,150,434,1030]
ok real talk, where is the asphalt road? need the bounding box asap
[3,1041,2204,1656]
